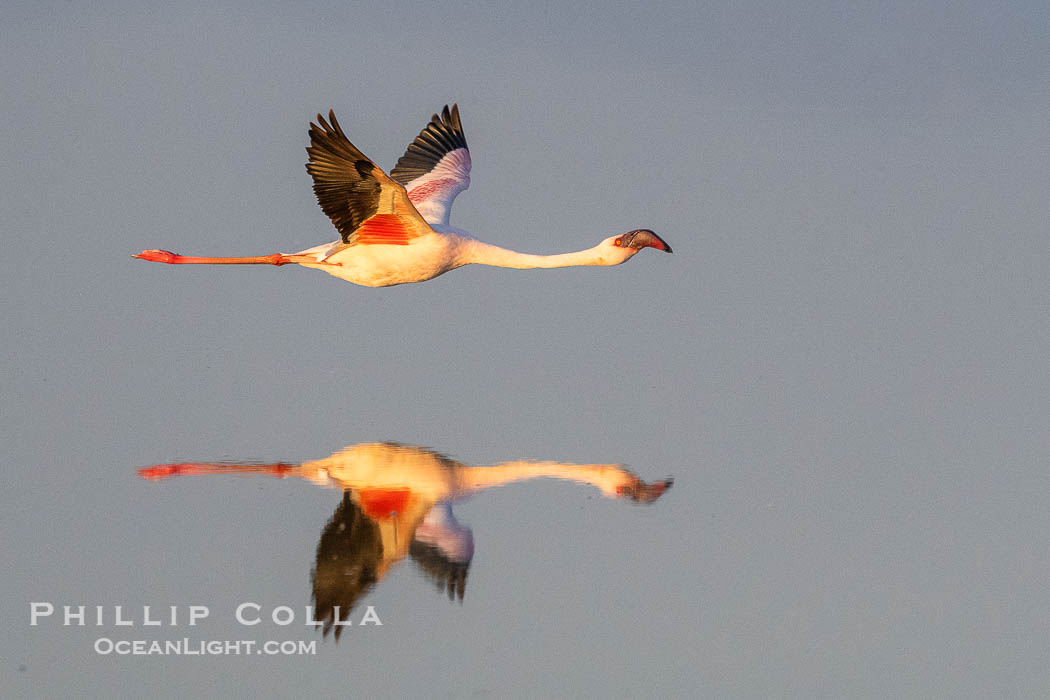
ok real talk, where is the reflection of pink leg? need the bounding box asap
[138,462,296,481]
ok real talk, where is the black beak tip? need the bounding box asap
[644,230,672,253]
[623,229,672,254]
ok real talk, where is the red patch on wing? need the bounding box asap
[358,488,412,519]
[354,214,413,245]
[407,178,456,203]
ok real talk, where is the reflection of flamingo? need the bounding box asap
[139,442,672,638]
[134,105,671,287]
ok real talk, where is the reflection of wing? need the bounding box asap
[408,502,473,601]
[311,492,382,641]
[306,111,431,246]
[390,105,471,227]
[409,539,469,601]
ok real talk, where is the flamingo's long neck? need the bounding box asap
[457,239,609,269]
[458,461,625,495]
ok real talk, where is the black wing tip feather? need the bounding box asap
[432,103,466,149]
[433,104,459,129]
[314,109,344,138]
[306,110,356,159]
[390,103,469,186]
[304,108,382,244]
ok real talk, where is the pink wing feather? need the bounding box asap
[390,104,471,226]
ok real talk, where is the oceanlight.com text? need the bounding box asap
[94,638,317,656]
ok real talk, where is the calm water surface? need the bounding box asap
[11,434,689,697]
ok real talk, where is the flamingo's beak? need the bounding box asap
[620,229,672,253]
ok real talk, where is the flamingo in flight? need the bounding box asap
[133,105,672,287]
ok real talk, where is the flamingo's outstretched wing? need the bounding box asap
[390,104,471,227]
[306,111,431,246]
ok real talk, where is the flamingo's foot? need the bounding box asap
[138,463,183,480]
[133,249,180,264]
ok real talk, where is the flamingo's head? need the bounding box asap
[593,465,674,503]
[601,229,673,264]
[616,476,674,503]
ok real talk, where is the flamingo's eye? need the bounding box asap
[614,238,622,246]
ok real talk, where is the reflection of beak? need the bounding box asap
[616,477,674,503]
[622,229,673,254]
